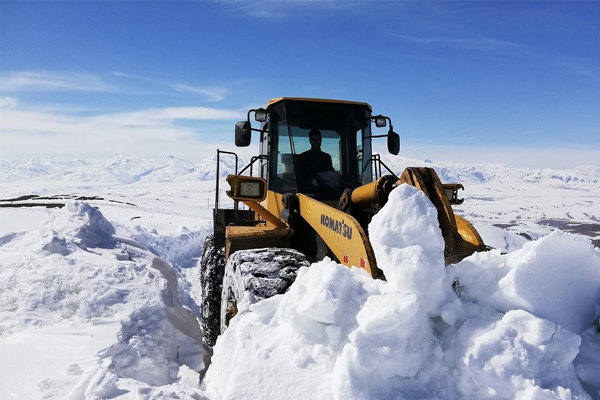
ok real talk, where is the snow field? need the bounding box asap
[1,156,600,399]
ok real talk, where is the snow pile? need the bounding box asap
[451,231,600,333]
[205,185,600,400]
[0,202,207,398]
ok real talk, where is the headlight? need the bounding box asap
[240,181,261,197]
[255,109,268,122]
[226,175,267,202]
[375,116,387,128]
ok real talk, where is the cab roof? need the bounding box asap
[266,97,373,112]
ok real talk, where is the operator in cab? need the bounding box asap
[296,129,334,186]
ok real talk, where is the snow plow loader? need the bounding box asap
[200,97,486,346]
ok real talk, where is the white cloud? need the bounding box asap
[0,71,118,93]
[90,107,244,128]
[395,143,600,169]
[0,96,19,109]
[0,105,246,159]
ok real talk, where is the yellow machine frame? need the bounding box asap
[224,167,485,279]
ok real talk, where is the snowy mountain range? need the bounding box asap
[0,155,230,183]
[2,154,599,190]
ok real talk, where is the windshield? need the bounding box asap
[269,100,371,199]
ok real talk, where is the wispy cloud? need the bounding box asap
[114,71,233,101]
[215,0,347,18]
[110,71,151,80]
[397,34,528,54]
[1,70,235,101]
[172,84,229,102]
[0,71,118,93]
[552,59,600,83]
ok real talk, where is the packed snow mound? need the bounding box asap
[0,202,207,398]
[451,231,600,333]
[0,201,116,258]
[205,185,600,400]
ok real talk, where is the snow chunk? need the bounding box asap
[63,202,116,249]
[348,292,432,379]
[575,326,600,388]
[369,184,453,315]
[499,231,600,333]
[285,258,359,327]
[464,309,586,399]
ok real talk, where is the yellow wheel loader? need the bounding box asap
[199,97,486,346]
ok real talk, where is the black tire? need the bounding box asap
[220,248,310,332]
[199,235,225,347]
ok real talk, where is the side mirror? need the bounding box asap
[235,121,251,147]
[387,131,400,155]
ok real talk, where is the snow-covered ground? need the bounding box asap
[1,155,600,399]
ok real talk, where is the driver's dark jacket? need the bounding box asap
[297,149,333,184]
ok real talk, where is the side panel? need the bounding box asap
[261,190,285,228]
[296,193,383,279]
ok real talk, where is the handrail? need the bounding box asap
[214,149,265,227]
[215,150,239,212]
[239,155,268,176]
[363,154,397,181]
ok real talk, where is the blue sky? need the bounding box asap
[0,1,598,168]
